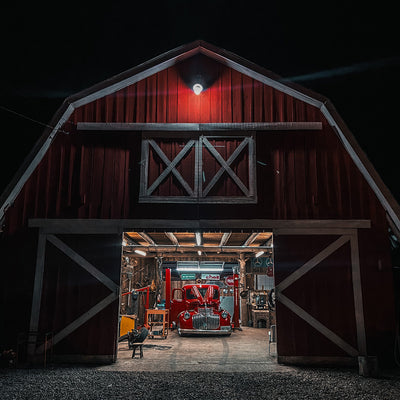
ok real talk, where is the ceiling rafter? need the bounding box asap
[165,232,179,246]
[138,232,156,246]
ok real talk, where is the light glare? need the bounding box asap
[193,83,203,95]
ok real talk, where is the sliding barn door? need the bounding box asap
[30,233,121,363]
[273,231,366,364]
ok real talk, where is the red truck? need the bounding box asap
[170,284,232,336]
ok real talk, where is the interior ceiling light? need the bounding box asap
[176,260,224,272]
[134,249,147,256]
[193,83,203,95]
[255,250,265,258]
[195,232,202,246]
[197,250,202,256]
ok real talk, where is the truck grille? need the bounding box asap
[192,309,220,330]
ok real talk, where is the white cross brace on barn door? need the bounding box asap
[274,229,367,358]
[200,136,252,197]
[145,139,197,197]
[28,233,119,356]
[139,134,256,203]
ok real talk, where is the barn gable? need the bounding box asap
[1,40,399,234]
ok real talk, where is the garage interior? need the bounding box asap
[118,230,276,362]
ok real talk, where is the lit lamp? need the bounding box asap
[134,249,147,256]
[193,83,203,95]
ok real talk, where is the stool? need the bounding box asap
[131,343,143,359]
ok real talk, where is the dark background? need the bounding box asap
[1,1,399,201]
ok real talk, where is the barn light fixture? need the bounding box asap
[197,250,202,256]
[193,83,203,95]
[134,249,147,256]
[195,232,202,246]
[255,250,265,258]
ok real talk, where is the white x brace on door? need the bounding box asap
[139,134,256,203]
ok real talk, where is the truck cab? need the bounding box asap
[170,284,232,336]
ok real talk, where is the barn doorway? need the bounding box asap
[117,230,276,364]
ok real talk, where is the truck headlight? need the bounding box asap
[183,311,190,320]
[221,310,228,319]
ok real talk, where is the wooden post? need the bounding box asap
[28,232,47,357]
[239,253,247,325]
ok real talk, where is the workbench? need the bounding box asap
[145,309,169,339]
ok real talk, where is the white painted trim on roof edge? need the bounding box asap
[0,44,399,234]
[320,104,400,229]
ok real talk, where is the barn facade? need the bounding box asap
[0,41,398,368]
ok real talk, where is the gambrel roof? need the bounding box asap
[1,40,400,232]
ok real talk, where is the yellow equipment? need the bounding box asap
[120,315,136,338]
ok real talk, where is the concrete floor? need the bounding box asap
[99,327,296,373]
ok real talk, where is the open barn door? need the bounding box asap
[273,230,367,365]
[28,233,121,363]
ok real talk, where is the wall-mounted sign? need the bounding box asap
[201,274,220,280]
[225,276,235,286]
[180,273,196,280]
[251,257,273,268]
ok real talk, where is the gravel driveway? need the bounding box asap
[1,367,400,400]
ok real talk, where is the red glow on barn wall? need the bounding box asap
[70,55,319,125]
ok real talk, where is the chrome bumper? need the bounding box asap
[179,327,232,335]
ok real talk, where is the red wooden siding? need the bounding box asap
[69,62,317,125]
[39,234,121,359]
[274,235,357,358]
[2,56,384,233]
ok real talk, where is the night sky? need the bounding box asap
[1,2,399,201]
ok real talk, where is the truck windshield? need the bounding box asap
[186,287,219,300]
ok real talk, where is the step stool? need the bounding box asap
[131,343,144,359]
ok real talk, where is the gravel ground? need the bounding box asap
[1,367,400,400]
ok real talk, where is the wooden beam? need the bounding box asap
[28,232,47,356]
[146,139,195,196]
[29,219,372,234]
[125,244,272,253]
[350,230,367,356]
[36,292,118,354]
[219,232,232,247]
[243,232,259,246]
[47,234,119,292]
[202,137,250,197]
[277,293,359,357]
[147,140,195,197]
[165,232,179,246]
[138,232,156,246]
[275,235,351,293]
[77,122,323,131]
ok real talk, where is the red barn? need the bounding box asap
[0,41,398,369]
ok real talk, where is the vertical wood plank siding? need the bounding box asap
[4,61,382,232]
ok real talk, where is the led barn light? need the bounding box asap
[255,251,265,258]
[134,249,147,256]
[193,83,203,95]
[195,232,202,246]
